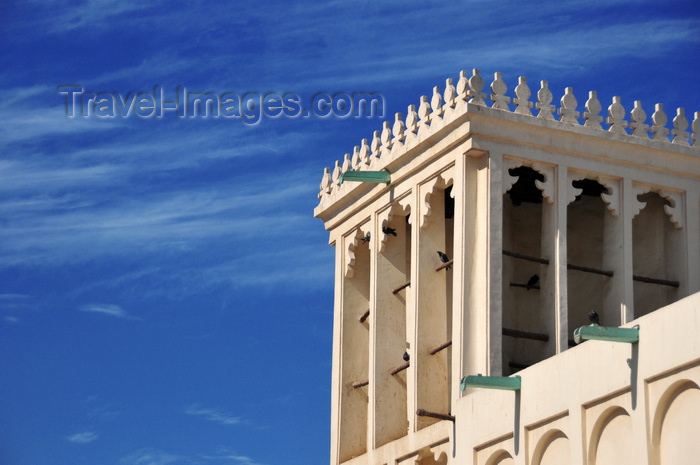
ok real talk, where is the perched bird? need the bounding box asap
[382,226,397,236]
[403,351,410,362]
[526,274,539,290]
[588,310,600,325]
[361,232,371,243]
[437,251,451,270]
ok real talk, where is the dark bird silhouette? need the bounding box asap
[361,232,371,243]
[437,251,451,270]
[382,226,397,236]
[526,274,539,290]
[588,310,600,325]
[403,351,410,362]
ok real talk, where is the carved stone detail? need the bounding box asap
[359,138,370,166]
[443,78,456,109]
[431,86,444,119]
[607,96,627,134]
[351,146,361,170]
[319,167,331,198]
[558,87,579,124]
[651,104,669,141]
[415,447,448,465]
[392,112,406,146]
[630,184,649,219]
[344,225,371,278]
[456,70,469,100]
[660,190,684,229]
[583,91,603,129]
[629,101,649,138]
[502,158,554,204]
[379,198,411,252]
[513,76,532,115]
[536,80,555,120]
[406,105,418,135]
[420,177,440,228]
[468,69,486,106]
[567,172,619,216]
[490,72,510,110]
[671,108,690,146]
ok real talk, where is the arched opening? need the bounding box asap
[502,166,548,374]
[632,192,683,318]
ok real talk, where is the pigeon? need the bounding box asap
[361,232,371,243]
[382,226,397,236]
[588,310,600,325]
[403,351,410,362]
[437,251,451,270]
[526,274,539,290]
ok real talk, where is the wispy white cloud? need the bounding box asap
[4,316,19,323]
[66,431,99,444]
[30,0,154,34]
[0,105,124,144]
[185,405,241,426]
[80,304,135,319]
[119,448,186,465]
[200,447,263,465]
[200,453,261,465]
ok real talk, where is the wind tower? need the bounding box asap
[315,69,700,465]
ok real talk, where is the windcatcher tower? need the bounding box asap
[314,69,700,465]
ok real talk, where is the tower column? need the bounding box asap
[370,205,409,448]
[412,179,449,430]
[541,164,568,354]
[461,147,500,380]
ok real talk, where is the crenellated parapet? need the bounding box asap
[317,68,700,206]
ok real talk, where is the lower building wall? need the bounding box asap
[454,292,700,465]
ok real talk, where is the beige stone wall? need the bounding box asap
[458,292,700,465]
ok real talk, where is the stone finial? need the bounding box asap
[443,78,456,108]
[535,80,555,120]
[651,103,669,141]
[490,72,510,110]
[558,87,579,124]
[405,104,418,134]
[332,160,342,186]
[583,91,603,129]
[607,96,627,134]
[513,76,532,116]
[431,86,444,117]
[418,95,431,124]
[629,101,649,137]
[671,108,690,145]
[392,112,405,144]
[468,68,486,105]
[351,145,361,169]
[692,111,700,146]
[370,130,381,158]
[359,138,370,165]
[319,166,331,197]
[456,70,469,99]
[341,153,351,173]
[380,121,392,150]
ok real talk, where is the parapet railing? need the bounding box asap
[318,69,699,201]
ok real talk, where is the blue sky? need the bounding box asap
[0,1,699,464]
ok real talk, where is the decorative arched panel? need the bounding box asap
[532,429,570,465]
[588,406,633,465]
[651,380,700,465]
[485,450,514,465]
